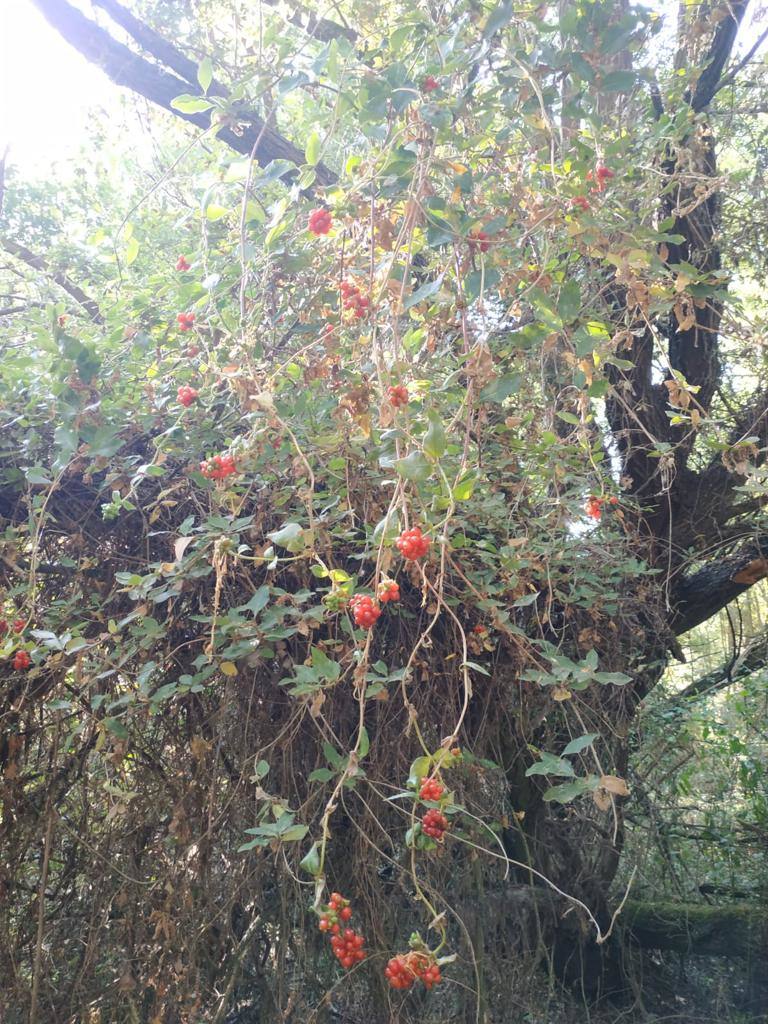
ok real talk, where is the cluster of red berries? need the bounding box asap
[200,453,237,480]
[587,165,615,192]
[177,385,198,407]
[571,195,590,212]
[350,594,381,629]
[0,618,25,636]
[422,808,449,841]
[340,280,370,319]
[468,229,491,253]
[12,651,31,670]
[385,952,442,991]
[396,526,431,561]
[176,255,191,271]
[177,312,195,332]
[377,579,400,604]
[419,777,444,802]
[387,384,409,408]
[585,495,619,521]
[318,894,366,970]
[308,208,333,235]
[421,75,440,93]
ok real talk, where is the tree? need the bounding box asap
[1,0,767,1021]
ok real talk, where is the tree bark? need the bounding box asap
[623,899,766,958]
[30,0,337,187]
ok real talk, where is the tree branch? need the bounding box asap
[671,534,768,635]
[675,624,768,700]
[30,0,336,187]
[0,237,103,323]
[689,0,751,113]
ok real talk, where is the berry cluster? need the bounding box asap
[419,777,444,802]
[377,580,400,604]
[177,385,198,407]
[587,164,615,192]
[308,208,333,235]
[387,384,409,408]
[585,495,619,521]
[350,594,381,629]
[571,195,590,212]
[176,255,191,271]
[177,312,195,332]
[468,229,491,253]
[318,894,366,970]
[421,75,439,93]
[0,618,25,636]
[200,454,237,480]
[340,280,370,319]
[12,651,31,670]
[422,808,449,841]
[396,526,430,561]
[385,952,442,991]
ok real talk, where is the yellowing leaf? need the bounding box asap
[220,661,238,677]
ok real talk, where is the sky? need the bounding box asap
[1,0,767,174]
[0,0,116,173]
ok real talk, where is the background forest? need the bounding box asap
[0,0,766,1022]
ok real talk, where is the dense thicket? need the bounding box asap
[1,1,766,1021]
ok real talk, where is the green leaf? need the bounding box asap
[308,767,334,782]
[479,374,520,403]
[171,94,215,114]
[407,755,431,787]
[423,411,446,460]
[279,824,309,842]
[562,733,598,756]
[525,752,575,778]
[513,591,539,607]
[125,236,140,266]
[197,58,213,94]
[358,726,370,759]
[483,1,514,37]
[394,451,432,482]
[267,522,305,551]
[543,777,599,803]
[299,841,322,876]
[305,131,321,166]
[24,467,52,485]
[453,470,479,501]
[404,274,443,309]
[601,69,636,92]
[102,716,129,740]
[558,281,581,322]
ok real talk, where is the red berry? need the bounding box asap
[395,526,430,561]
[571,195,590,212]
[421,75,439,93]
[176,255,191,271]
[331,923,340,935]
[387,384,409,408]
[200,454,237,481]
[177,385,199,408]
[350,594,381,629]
[0,620,7,637]
[12,618,26,633]
[585,496,603,521]
[177,312,195,332]
[377,579,400,604]
[308,208,332,236]
[419,778,444,802]
[608,495,619,505]
[468,229,491,253]
[12,651,31,670]
[422,808,449,841]
[340,906,352,921]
